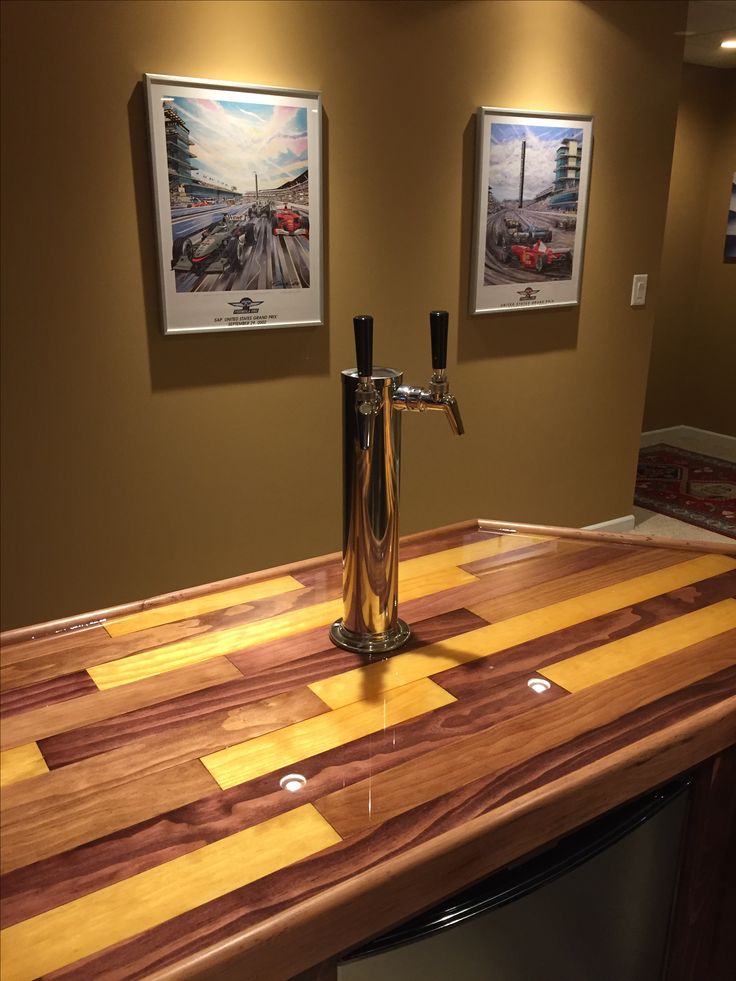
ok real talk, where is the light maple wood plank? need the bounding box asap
[540,600,736,691]
[315,635,736,838]
[0,804,340,981]
[104,575,306,637]
[87,566,478,690]
[309,555,736,710]
[202,678,456,790]
[0,658,243,751]
[0,743,48,787]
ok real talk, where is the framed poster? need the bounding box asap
[145,74,322,334]
[470,107,593,315]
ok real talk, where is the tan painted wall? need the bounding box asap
[644,64,736,435]
[1,0,686,630]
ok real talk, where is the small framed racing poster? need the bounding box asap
[145,74,322,334]
[470,106,593,315]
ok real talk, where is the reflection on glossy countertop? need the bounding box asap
[0,520,735,981]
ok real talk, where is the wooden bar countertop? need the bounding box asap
[1,519,735,980]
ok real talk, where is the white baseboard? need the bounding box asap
[582,514,636,533]
[641,425,736,445]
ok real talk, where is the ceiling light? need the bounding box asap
[721,40,736,48]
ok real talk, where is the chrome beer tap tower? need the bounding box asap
[329,311,464,655]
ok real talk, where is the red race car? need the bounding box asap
[271,207,309,238]
[509,239,571,274]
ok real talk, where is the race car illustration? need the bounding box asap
[495,224,553,247]
[505,239,572,274]
[271,206,309,238]
[171,214,256,275]
[512,225,553,244]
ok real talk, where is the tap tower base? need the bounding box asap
[329,617,411,655]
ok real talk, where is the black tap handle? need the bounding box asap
[353,315,373,378]
[430,310,449,371]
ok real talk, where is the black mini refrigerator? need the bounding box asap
[339,777,690,981]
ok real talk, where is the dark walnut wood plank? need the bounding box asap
[0,686,327,872]
[419,665,736,841]
[0,669,566,926]
[0,670,98,719]
[0,658,244,752]
[467,547,709,623]
[0,623,108,666]
[315,634,736,837]
[458,538,607,577]
[0,759,217,875]
[42,677,736,981]
[39,610,485,768]
[437,570,736,698]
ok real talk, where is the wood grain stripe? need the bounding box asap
[202,679,456,790]
[38,610,485,768]
[437,571,736,699]
[104,575,306,637]
[0,743,48,787]
[44,683,736,981]
[0,804,340,981]
[0,542,689,693]
[458,537,594,577]
[309,555,736,710]
[37,680,328,774]
[314,633,736,837]
[1,687,327,820]
[0,671,98,719]
[539,599,736,691]
[467,547,714,624]
[396,533,549,580]
[0,657,244,752]
[0,760,217,875]
[86,566,478,690]
[0,673,566,928]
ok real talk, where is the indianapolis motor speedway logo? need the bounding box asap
[516,287,541,300]
[228,297,264,314]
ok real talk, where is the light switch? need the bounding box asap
[631,274,648,306]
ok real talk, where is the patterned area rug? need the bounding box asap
[635,444,736,540]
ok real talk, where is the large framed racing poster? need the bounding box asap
[145,74,323,334]
[470,106,593,315]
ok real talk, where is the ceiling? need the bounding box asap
[683,0,736,66]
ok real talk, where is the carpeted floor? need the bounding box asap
[634,443,736,540]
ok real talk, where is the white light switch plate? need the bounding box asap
[631,274,648,306]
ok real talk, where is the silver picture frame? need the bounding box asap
[470,106,593,315]
[144,73,323,334]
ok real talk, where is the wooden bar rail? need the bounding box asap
[0,520,734,980]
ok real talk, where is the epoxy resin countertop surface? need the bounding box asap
[1,521,735,980]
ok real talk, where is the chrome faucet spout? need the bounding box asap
[443,393,464,436]
[391,386,464,435]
